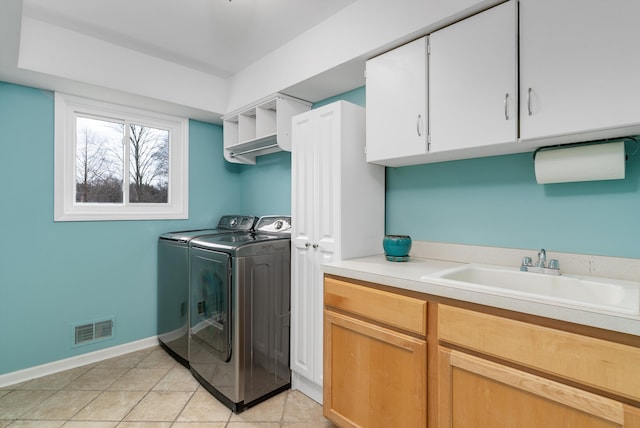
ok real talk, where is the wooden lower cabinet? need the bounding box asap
[323,275,428,428]
[323,310,427,428]
[437,304,640,428]
[439,347,640,428]
[322,277,640,427]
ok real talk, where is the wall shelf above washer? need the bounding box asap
[222,94,312,164]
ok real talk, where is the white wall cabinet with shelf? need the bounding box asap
[222,94,311,164]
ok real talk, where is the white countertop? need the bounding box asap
[323,255,640,337]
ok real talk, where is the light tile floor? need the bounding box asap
[0,347,336,427]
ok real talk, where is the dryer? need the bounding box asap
[157,215,256,366]
[189,216,291,412]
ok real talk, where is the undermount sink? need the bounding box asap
[424,264,640,316]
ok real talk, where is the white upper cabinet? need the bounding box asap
[519,0,640,142]
[429,0,518,153]
[366,37,428,165]
[365,0,640,166]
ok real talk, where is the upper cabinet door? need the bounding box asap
[366,37,428,165]
[520,0,640,141]
[429,0,518,152]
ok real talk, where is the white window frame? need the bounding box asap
[54,93,189,221]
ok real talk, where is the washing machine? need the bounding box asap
[189,215,291,412]
[157,215,256,366]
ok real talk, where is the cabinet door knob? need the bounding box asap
[305,242,311,248]
[313,243,319,249]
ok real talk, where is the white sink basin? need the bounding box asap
[424,264,640,316]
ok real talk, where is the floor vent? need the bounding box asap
[73,318,114,346]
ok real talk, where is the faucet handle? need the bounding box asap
[521,256,533,267]
[548,259,560,270]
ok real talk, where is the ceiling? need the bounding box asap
[0,0,367,122]
[21,0,357,79]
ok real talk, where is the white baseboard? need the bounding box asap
[0,336,159,388]
[291,372,323,404]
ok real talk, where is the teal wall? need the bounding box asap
[312,86,366,109]
[237,151,293,215]
[386,151,640,258]
[0,82,242,375]
[2,80,639,375]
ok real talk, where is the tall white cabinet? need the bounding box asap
[290,101,385,403]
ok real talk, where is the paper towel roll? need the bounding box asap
[534,142,626,184]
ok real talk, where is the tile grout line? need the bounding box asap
[66,363,136,423]
[42,348,171,425]
[168,374,200,426]
[116,355,182,425]
[279,389,290,426]
[68,358,155,424]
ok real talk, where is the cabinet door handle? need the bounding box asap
[416,114,422,136]
[527,88,533,116]
[504,93,509,120]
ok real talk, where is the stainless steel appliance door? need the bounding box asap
[157,238,189,365]
[190,248,232,362]
[238,246,291,405]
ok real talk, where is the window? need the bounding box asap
[54,93,188,221]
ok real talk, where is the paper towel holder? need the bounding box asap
[532,138,638,184]
[532,137,638,162]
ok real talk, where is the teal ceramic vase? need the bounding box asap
[383,234,412,262]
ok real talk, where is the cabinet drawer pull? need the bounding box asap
[504,93,509,120]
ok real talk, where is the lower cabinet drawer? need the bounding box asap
[324,276,427,336]
[438,304,640,401]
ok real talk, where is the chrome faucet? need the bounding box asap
[520,248,560,275]
[536,248,546,268]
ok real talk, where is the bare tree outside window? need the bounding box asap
[76,117,124,203]
[75,117,169,205]
[128,124,169,203]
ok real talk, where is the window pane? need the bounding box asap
[76,117,124,203]
[129,124,169,203]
